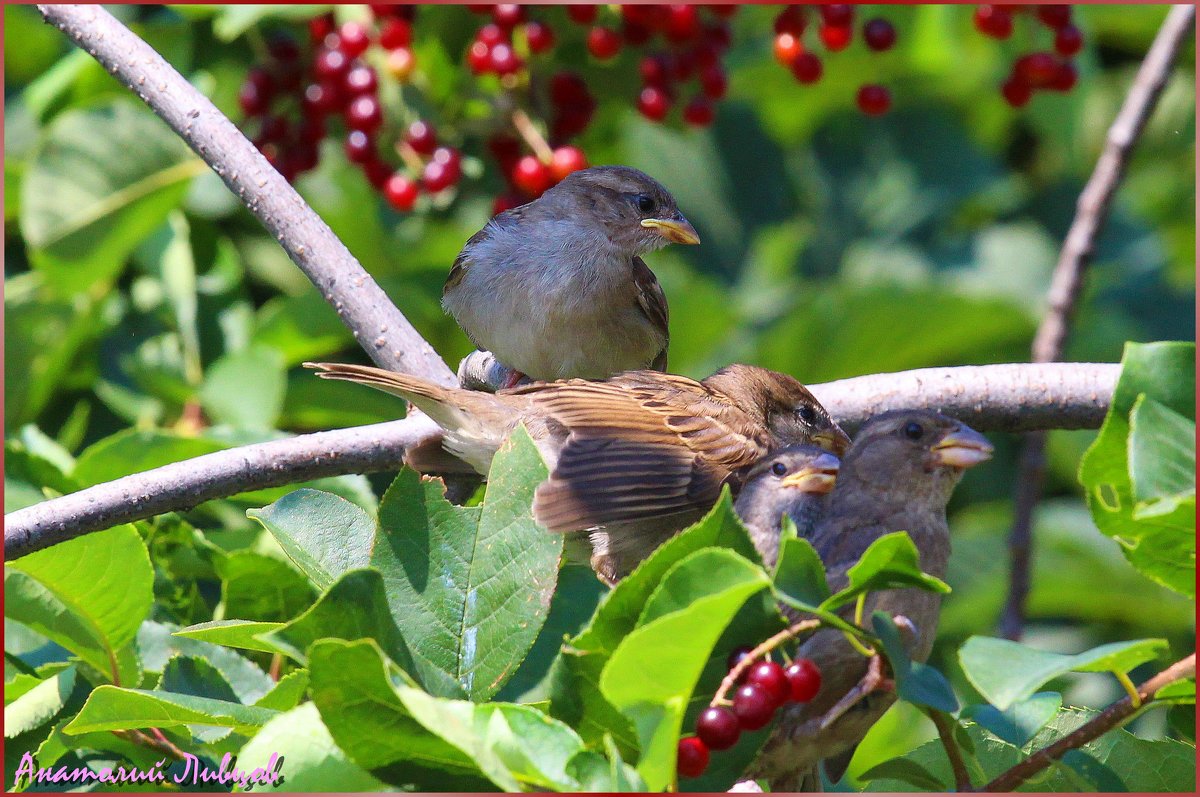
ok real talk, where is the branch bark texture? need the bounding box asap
[35,3,455,387]
[1000,4,1195,640]
[5,362,1118,561]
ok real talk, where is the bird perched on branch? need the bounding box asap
[441,165,698,386]
[748,410,993,790]
[306,362,849,580]
[734,445,841,567]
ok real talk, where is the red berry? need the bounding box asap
[343,64,378,97]
[567,5,598,25]
[512,155,553,196]
[238,80,271,117]
[1048,60,1078,92]
[863,18,896,51]
[404,120,438,155]
[726,646,755,673]
[489,42,522,75]
[477,23,507,47]
[552,106,593,140]
[708,5,738,19]
[337,21,371,58]
[665,4,700,43]
[550,145,588,181]
[345,95,383,134]
[704,21,732,51]
[683,96,715,127]
[267,34,300,63]
[820,4,854,27]
[670,49,697,81]
[1015,52,1060,88]
[1055,24,1084,57]
[774,6,807,36]
[467,40,492,74]
[774,33,803,66]
[303,82,340,116]
[385,47,416,80]
[587,26,622,60]
[696,706,741,751]
[290,142,319,173]
[423,158,459,192]
[493,193,524,215]
[550,71,589,106]
[973,5,1013,39]
[379,18,412,49]
[785,659,822,702]
[856,83,892,115]
[525,20,556,53]
[488,134,522,172]
[640,54,670,86]
[746,661,790,706]
[297,116,325,145]
[314,47,350,82]
[791,52,823,84]
[819,23,853,51]
[309,14,335,45]
[492,3,524,29]
[344,130,375,164]
[677,736,709,779]
[256,114,289,145]
[1037,4,1072,29]
[363,157,390,190]
[622,20,654,46]
[1002,76,1033,107]
[384,173,419,211]
[700,65,728,100]
[637,85,671,121]
[732,683,776,730]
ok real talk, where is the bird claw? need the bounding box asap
[457,350,521,393]
[818,654,887,730]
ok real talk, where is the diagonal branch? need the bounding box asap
[4,362,1120,561]
[35,3,455,387]
[999,4,1195,641]
[927,709,973,791]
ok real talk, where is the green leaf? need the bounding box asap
[860,756,948,790]
[958,636,1168,710]
[601,550,771,790]
[237,702,386,792]
[371,429,560,701]
[960,692,1062,747]
[253,290,355,367]
[199,344,286,430]
[1129,395,1196,511]
[3,666,76,739]
[64,686,277,736]
[156,655,241,743]
[138,620,274,704]
[254,670,310,712]
[872,613,958,713]
[824,531,951,611]
[1153,679,1196,705]
[218,551,316,623]
[772,534,831,609]
[248,489,375,590]
[19,100,202,292]
[5,524,151,685]
[172,619,284,654]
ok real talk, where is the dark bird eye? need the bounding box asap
[904,422,924,440]
[635,194,656,213]
[771,462,788,477]
[796,405,817,424]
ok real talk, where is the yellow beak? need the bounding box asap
[779,461,840,495]
[932,427,994,468]
[812,427,852,457]
[641,217,701,245]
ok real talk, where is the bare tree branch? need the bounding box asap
[999,4,1195,640]
[4,362,1118,561]
[35,4,455,387]
[980,653,1197,792]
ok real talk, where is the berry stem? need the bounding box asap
[511,108,555,163]
[394,139,426,174]
[712,619,820,707]
[843,628,877,657]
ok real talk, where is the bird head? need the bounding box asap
[545,165,700,254]
[745,445,842,496]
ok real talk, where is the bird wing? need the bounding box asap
[524,374,772,532]
[442,207,525,295]
[631,256,670,371]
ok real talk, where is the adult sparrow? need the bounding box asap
[305,362,849,579]
[748,410,993,790]
[733,445,841,568]
[441,165,698,385]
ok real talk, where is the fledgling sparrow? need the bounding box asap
[305,362,850,579]
[733,445,841,568]
[748,410,993,790]
[441,165,698,385]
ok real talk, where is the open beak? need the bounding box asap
[932,426,994,469]
[779,454,840,495]
[812,426,852,457]
[641,217,700,245]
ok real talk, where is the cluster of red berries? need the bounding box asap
[676,648,822,779]
[772,5,898,117]
[973,4,1082,106]
[465,4,558,78]
[487,134,589,214]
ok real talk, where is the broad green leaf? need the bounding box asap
[172,619,284,654]
[960,692,1062,747]
[219,551,316,623]
[1129,395,1196,511]
[248,489,375,590]
[266,568,414,675]
[824,532,951,611]
[565,735,647,792]
[371,429,560,701]
[638,547,769,626]
[1153,679,1196,705]
[873,613,958,713]
[254,670,310,712]
[5,524,151,685]
[199,344,286,430]
[601,551,771,790]
[253,290,355,367]
[958,636,1168,710]
[772,533,830,609]
[138,620,273,704]
[157,655,241,743]
[860,757,948,790]
[20,101,202,292]
[3,666,76,739]
[237,702,386,792]
[64,686,277,736]
[72,429,228,487]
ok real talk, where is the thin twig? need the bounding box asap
[3,362,1120,561]
[999,4,1195,640]
[928,709,973,791]
[981,654,1196,792]
[35,4,455,387]
[713,620,820,706]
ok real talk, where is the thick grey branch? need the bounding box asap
[35,4,454,387]
[4,362,1118,561]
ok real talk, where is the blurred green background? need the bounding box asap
[4,3,1195,782]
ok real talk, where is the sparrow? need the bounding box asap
[441,165,699,386]
[733,445,841,568]
[305,362,850,579]
[748,410,993,790]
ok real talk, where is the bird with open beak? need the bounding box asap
[441,165,699,386]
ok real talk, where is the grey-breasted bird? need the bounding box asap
[733,445,841,568]
[749,410,993,790]
[441,165,698,386]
